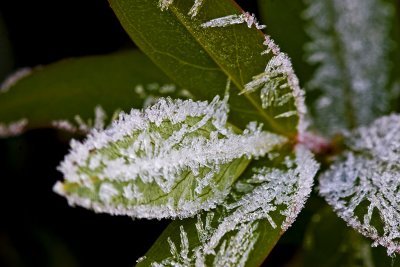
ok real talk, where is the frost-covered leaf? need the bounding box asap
[0,50,178,137]
[137,145,319,266]
[109,0,307,136]
[303,0,397,134]
[55,96,287,219]
[303,206,400,267]
[320,114,400,255]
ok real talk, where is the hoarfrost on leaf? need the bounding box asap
[0,119,28,138]
[52,105,109,134]
[319,114,400,255]
[146,145,319,266]
[158,0,204,18]
[202,12,307,134]
[55,96,287,219]
[201,12,266,30]
[303,0,395,134]
[244,35,307,134]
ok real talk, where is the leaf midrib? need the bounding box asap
[168,2,287,135]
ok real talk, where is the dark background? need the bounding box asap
[0,1,294,266]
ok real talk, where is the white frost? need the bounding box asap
[0,119,28,138]
[201,12,266,30]
[201,11,307,134]
[56,96,287,219]
[148,146,319,266]
[319,114,400,255]
[244,35,307,133]
[52,105,108,133]
[158,0,205,18]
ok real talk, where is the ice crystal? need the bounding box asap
[55,96,287,219]
[158,0,204,17]
[244,35,307,133]
[319,114,400,255]
[205,145,318,253]
[201,12,266,30]
[201,12,307,133]
[0,67,32,93]
[188,0,204,18]
[158,0,173,11]
[0,119,28,138]
[52,105,108,133]
[151,215,260,267]
[148,146,319,266]
[303,0,395,134]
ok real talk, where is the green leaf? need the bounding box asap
[55,96,287,219]
[319,114,400,255]
[0,50,179,136]
[109,0,306,137]
[303,206,400,267]
[303,0,397,135]
[136,145,319,266]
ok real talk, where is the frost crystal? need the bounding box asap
[0,67,32,93]
[148,146,319,266]
[52,106,109,134]
[201,12,307,133]
[320,114,400,255]
[188,0,204,18]
[244,35,307,133]
[55,96,287,219]
[201,12,266,30]
[158,0,204,18]
[304,0,395,134]
[205,145,318,253]
[0,119,28,138]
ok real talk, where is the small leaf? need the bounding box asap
[303,0,397,134]
[0,50,177,137]
[320,114,400,255]
[109,0,307,136]
[55,96,286,219]
[137,145,319,266]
